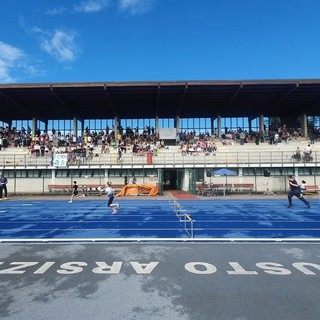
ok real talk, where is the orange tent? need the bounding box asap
[116,184,158,197]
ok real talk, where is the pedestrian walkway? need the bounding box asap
[169,190,198,200]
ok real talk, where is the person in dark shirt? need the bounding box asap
[0,174,8,200]
[69,181,85,203]
[287,176,310,208]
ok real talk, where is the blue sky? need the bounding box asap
[1,0,320,83]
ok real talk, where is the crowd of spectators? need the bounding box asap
[0,125,168,164]
[178,130,218,155]
[219,125,311,146]
[1,124,319,162]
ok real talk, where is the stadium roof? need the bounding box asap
[0,79,320,122]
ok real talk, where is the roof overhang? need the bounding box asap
[0,79,320,121]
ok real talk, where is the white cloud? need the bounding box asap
[45,6,67,15]
[118,0,155,15]
[44,1,110,15]
[0,41,43,83]
[74,0,110,13]
[44,0,154,15]
[0,42,25,83]
[34,28,80,63]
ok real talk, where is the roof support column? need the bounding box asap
[155,116,159,135]
[217,115,222,138]
[299,114,308,138]
[175,116,180,143]
[32,117,37,137]
[73,117,78,137]
[210,117,214,136]
[259,114,264,133]
[114,117,118,138]
[248,117,252,133]
[79,119,84,138]
[44,120,48,133]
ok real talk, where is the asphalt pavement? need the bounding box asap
[1,242,319,320]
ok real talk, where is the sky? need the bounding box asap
[1,0,320,84]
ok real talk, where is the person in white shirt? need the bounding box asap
[303,144,313,161]
[304,144,312,154]
[299,180,307,198]
[105,182,120,214]
[274,132,279,145]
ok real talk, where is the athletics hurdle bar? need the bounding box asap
[171,200,188,221]
[170,200,194,238]
[183,213,194,238]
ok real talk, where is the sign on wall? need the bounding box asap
[53,153,68,167]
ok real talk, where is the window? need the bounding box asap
[243,167,293,176]
[196,169,205,182]
[1,171,14,178]
[180,118,211,135]
[298,168,313,176]
[15,170,27,178]
[56,170,69,178]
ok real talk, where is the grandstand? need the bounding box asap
[0,80,320,196]
[0,131,319,196]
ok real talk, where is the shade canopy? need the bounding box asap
[213,169,237,176]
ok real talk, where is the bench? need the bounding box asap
[304,185,320,194]
[211,184,232,196]
[232,183,255,193]
[196,184,214,196]
[82,184,104,196]
[48,184,125,195]
[83,184,125,196]
[48,184,73,193]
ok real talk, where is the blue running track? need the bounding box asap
[0,199,319,240]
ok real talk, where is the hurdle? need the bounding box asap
[171,199,188,221]
[183,213,194,238]
[170,199,195,238]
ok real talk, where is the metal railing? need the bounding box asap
[0,150,318,168]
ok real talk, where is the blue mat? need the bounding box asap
[0,199,319,240]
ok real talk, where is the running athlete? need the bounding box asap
[287,176,310,208]
[69,181,85,203]
[105,182,120,214]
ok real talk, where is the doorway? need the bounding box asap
[163,169,177,190]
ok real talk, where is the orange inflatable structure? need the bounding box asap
[116,184,158,197]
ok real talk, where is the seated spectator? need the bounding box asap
[117,148,122,162]
[292,147,301,161]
